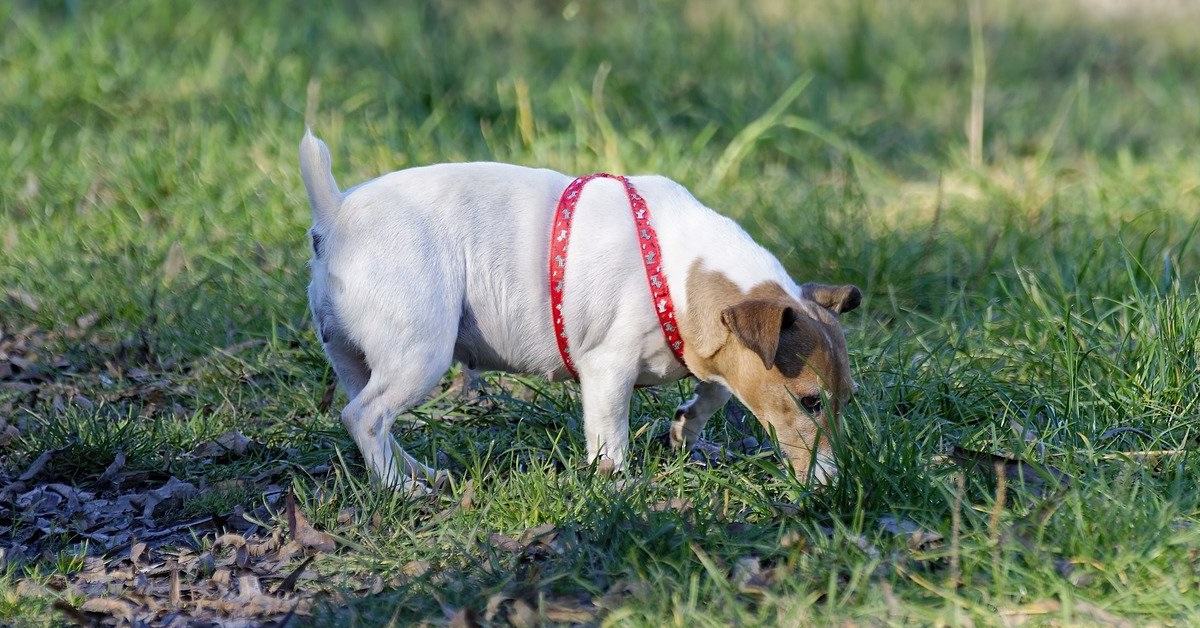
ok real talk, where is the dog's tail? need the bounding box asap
[299,128,341,224]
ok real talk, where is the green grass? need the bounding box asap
[2,0,1199,625]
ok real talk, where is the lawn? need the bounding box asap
[2,0,1199,625]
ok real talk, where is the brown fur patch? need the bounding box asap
[678,262,857,477]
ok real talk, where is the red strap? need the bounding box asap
[549,174,687,379]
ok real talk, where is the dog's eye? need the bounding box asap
[799,395,822,413]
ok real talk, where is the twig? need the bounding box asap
[989,460,1007,584]
[1098,449,1187,460]
[948,472,964,590]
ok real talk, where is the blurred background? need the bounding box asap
[2,0,1198,351]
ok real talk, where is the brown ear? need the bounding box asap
[721,300,795,369]
[800,283,862,314]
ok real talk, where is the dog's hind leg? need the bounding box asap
[669,379,732,451]
[337,324,456,493]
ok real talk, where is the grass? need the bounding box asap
[2,0,1199,625]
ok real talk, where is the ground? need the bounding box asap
[1,0,1199,626]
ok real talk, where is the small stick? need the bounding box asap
[948,472,964,590]
[989,460,1008,586]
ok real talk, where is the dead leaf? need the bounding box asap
[285,492,336,553]
[877,515,944,551]
[731,555,766,594]
[484,593,514,622]
[161,242,187,286]
[129,542,147,566]
[649,497,693,513]
[598,580,651,609]
[141,476,198,519]
[460,479,475,511]
[318,375,338,413]
[6,289,39,312]
[488,533,523,554]
[403,559,431,578]
[98,451,127,487]
[274,556,315,595]
[169,561,181,608]
[542,596,598,623]
[508,598,537,628]
[80,597,134,623]
[447,607,481,628]
[76,312,100,330]
[191,430,256,459]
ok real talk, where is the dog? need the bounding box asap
[299,130,861,493]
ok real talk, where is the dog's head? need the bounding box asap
[681,267,861,483]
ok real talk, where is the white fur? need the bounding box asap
[300,131,811,491]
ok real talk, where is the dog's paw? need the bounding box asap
[668,411,700,451]
[400,477,433,497]
[430,469,453,494]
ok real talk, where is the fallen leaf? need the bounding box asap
[403,559,431,578]
[460,479,475,511]
[542,596,598,623]
[98,451,127,487]
[488,533,523,554]
[877,515,944,551]
[80,597,134,623]
[191,430,257,459]
[598,580,652,609]
[141,477,198,519]
[5,288,39,311]
[447,607,481,628]
[285,492,336,553]
[274,556,315,595]
[649,497,693,513]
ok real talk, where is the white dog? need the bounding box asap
[300,130,860,493]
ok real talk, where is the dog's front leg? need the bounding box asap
[577,363,638,474]
[670,379,732,451]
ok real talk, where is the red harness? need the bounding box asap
[548,174,686,379]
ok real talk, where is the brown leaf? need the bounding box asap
[542,596,598,623]
[274,556,316,595]
[141,477,198,519]
[76,312,100,330]
[731,555,771,595]
[5,289,39,312]
[447,607,481,628]
[18,442,71,482]
[191,430,257,459]
[649,497,693,513]
[598,580,652,609]
[98,451,127,487]
[285,492,337,553]
[318,375,338,413]
[212,568,232,589]
[238,574,263,599]
[79,597,134,623]
[877,515,944,551]
[779,530,807,550]
[460,479,475,511]
[484,593,514,622]
[488,533,523,554]
[129,542,147,566]
[508,598,537,628]
[403,559,432,578]
[519,522,557,546]
[169,561,181,608]
[51,600,95,625]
